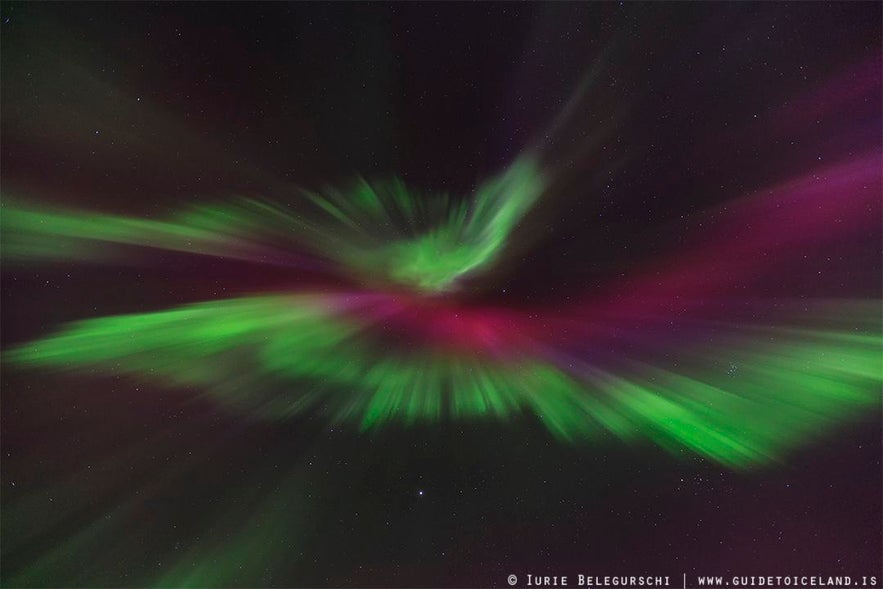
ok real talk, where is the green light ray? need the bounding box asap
[1,154,545,293]
[7,295,880,468]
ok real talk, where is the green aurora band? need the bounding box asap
[1,155,545,293]
[6,294,881,469]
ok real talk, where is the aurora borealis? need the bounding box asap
[1,3,881,588]
[2,154,546,291]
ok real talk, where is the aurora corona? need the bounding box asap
[3,152,881,469]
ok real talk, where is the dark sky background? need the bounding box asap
[1,2,881,587]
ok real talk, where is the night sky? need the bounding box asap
[1,3,881,588]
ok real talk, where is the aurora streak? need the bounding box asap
[4,152,881,469]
